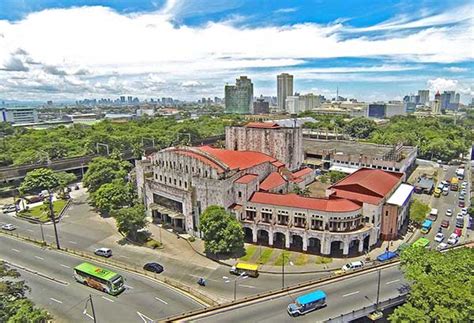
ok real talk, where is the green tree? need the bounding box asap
[409,199,430,226]
[199,205,244,255]
[83,157,131,193]
[389,247,473,322]
[0,261,51,323]
[344,117,377,138]
[56,171,77,198]
[19,168,60,194]
[89,180,133,215]
[113,204,147,240]
[328,171,346,184]
[292,186,311,197]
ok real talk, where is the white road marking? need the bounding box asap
[342,291,360,297]
[124,284,134,289]
[68,240,78,244]
[26,229,34,232]
[50,297,63,304]
[137,311,154,323]
[118,255,130,259]
[154,296,168,304]
[102,296,114,303]
[60,264,71,269]
[85,313,94,320]
[238,284,256,289]
[386,279,400,285]
[11,248,20,252]
[34,256,44,260]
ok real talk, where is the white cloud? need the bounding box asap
[274,8,298,14]
[427,78,473,96]
[0,4,472,100]
[443,66,468,73]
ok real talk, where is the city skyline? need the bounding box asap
[0,0,472,103]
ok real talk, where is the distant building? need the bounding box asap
[285,95,301,114]
[277,73,294,112]
[225,76,254,114]
[120,96,126,103]
[253,98,270,114]
[0,107,38,124]
[368,103,386,118]
[432,91,441,114]
[386,101,406,118]
[418,90,429,104]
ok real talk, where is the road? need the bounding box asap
[0,235,203,322]
[193,265,407,323]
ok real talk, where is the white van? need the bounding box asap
[94,248,112,258]
[341,261,364,271]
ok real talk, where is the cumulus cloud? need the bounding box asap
[1,56,29,71]
[427,78,473,96]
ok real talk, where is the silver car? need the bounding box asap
[1,224,16,231]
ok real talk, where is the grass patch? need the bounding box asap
[18,199,67,222]
[315,256,333,264]
[240,245,257,262]
[294,253,308,266]
[144,238,162,249]
[273,251,291,266]
[257,247,273,264]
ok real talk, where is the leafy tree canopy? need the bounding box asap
[89,179,133,214]
[19,168,59,194]
[344,117,377,139]
[409,199,430,225]
[113,204,147,240]
[389,247,473,322]
[83,157,131,193]
[199,205,244,255]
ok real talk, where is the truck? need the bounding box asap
[421,219,433,234]
[428,208,438,221]
[456,168,465,180]
[450,177,459,191]
[287,290,327,317]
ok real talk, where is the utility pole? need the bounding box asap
[48,191,61,249]
[375,269,381,310]
[84,294,97,323]
[282,253,285,288]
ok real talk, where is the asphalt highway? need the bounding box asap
[195,265,407,323]
[0,235,203,323]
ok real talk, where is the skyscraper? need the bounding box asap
[277,73,293,112]
[225,76,254,114]
[418,90,429,105]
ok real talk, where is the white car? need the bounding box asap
[447,233,459,245]
[436,242,448,251]
[461,181,467,189]
[445,209,453,217]
[460,189,467,196]
[461,208,468,215]
[456,213,464,220]
[434,232,444,243]
[94,248,112,257]
[1,224,16,231]
[341,261,364,271]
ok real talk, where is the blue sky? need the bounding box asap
[0,0,472,102]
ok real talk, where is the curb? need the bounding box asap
[14,198,71,226]
[4,260,69,286]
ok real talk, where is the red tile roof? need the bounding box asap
[235,174,258,184]
[249,192,361,212]
[330,168,403,204]
[271,161,285,168]
[198,146,277,171]
[245,122,281,129]
[174,150,225,173]
[292,167,313,178]
[260,172,287,191]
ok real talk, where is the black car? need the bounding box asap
[143,262,164,273]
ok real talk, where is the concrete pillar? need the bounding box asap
[302,232,308,251]
[285,231,290,249]
[358,239,364,253]
[321,237,331,255]
[268,228,273,246]
[343,241,350,256]
[252,227,257,243]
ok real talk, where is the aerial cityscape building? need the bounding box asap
[277,73,294,113]
[224,76,254,114]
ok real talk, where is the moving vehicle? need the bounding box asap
[441,220,450,228]
[428,208,438,221]
[447,233,459,245]
[230,263,259,277]
[421,220,433,234]
[74,262,125,295]
[94,248,112,258]
[445,209,453,217]
[341,261,364,271]
[376,251,397,262]
[287,290,327,317]
[434,232,444,243]
[143,262,164,273]
[412,237,430,248]
[450,177,459,191]
[1,223,16,231]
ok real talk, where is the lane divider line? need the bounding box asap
[50,297,63,304]
[155,297,168,305]
[34,256,44,260]
[386,279,400,285]
[5,261,69,286]
[101,296,114,303]
[342,291,360,297]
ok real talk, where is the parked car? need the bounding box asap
[454,228,462,237]
[94,248,112,258]
[445,209,453,217]
[461,181,467,189]
[376,251,398,262]
[441,220,450,228]
[25,195,44,204]
[436,242,448,251]
[1,224,16,231]
[2,205,17,213]
[341,261,364,271]
[447,233,459,245]
[442,187,449,196]
[461,208,468,215]
[434,232,444,243]
[143,262,164,273]
[459,200,465,208]
[456,218,464,228]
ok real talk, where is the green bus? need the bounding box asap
[412,237,430,249]
[74,262,125,295]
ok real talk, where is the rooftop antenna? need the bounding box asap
[336,86,339,102]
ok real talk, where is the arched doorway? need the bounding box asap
[330,240,344,257]
[348,239,361,256]
[308,237,321,254]
[290,234,303,251]
[273,232,286,248]
[243,227,253,243]
[363,235,371,252]
[257,229,269,245]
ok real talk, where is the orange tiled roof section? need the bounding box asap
[235,174,258,184]
[245,122,281,129]
[198,146,277,171]
[174,150,226,173]
[250,192,361,212]
[292,167,313,178]
[260,172,286,191]
[329,168,403,204]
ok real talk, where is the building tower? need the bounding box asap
[432,91,441,114]
[277,73,294,112]
[225,76,254,114]
[418,90,429,105]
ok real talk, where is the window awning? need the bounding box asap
[149,203,184,219]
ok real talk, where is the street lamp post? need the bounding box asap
[48,191,61,249]
[282,253,294,289]
[83,294,97,323]
[223,272,248,301]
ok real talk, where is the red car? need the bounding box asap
[441,220,450,228]
[458,201,465,207]
[454,228,462,237]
